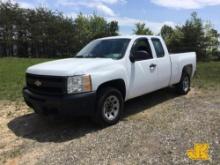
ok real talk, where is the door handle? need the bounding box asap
[149,64,157,69]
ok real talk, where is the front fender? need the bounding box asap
[90,64,128,93]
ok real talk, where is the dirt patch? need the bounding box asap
[0,101,28,164]
[0,88,220,165]
[124,87,204,121]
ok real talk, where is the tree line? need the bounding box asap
[0,1,119,58]
[0,1,219,60]
[133,12,220,61]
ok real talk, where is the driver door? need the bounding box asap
[128,38,158,99]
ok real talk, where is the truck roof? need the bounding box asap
[99,35,162,40]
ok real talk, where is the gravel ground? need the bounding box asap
[0,88,220,165]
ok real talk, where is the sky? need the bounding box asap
[3,0,220,35]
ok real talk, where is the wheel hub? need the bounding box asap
[183,76,189,92]
[103,95,120,121]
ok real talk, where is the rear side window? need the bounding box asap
[152,38,165,58]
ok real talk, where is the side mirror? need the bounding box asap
[129,53,135,63]
[130,50,151,62]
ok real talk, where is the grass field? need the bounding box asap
[0,57,219,101]
[0,58,50,101]
[192,61,220,89]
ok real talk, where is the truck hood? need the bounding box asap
[26,58,116,76]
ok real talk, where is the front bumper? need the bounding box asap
[23,88,96,116]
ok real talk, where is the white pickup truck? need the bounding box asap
[23,35,196,125]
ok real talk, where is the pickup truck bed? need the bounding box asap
[170,52,196,85]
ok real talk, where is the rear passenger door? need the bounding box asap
[128,38,158,99]
[151,38,171,89]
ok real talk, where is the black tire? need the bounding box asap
[33,106,48,115]
[33,106,43,114]
[93,87,124,126]
[176,72,191,95]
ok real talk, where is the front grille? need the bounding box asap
[26,73,66,95]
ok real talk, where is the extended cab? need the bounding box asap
[23,35,196,125]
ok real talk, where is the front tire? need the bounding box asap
[94,87,124,126]
[176,72,191,95]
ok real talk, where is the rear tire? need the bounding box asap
[176,72,191,95]
[93,87,124,126]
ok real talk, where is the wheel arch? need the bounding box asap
[182,64,193,78]
[96,79,126,100]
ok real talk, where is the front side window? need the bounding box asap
[132,38,153,60]
[75,39,131,60]
[151,38,165,58]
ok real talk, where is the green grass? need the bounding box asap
[192,61,220,90]
[0,57,219,101]
[0,58,50,101]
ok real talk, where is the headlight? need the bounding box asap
[67,75,92,94]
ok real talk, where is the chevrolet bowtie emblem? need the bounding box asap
[34,80,42,87]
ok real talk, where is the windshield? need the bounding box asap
[75,38,131,59]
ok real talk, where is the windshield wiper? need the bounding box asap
[74,55,85,58]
